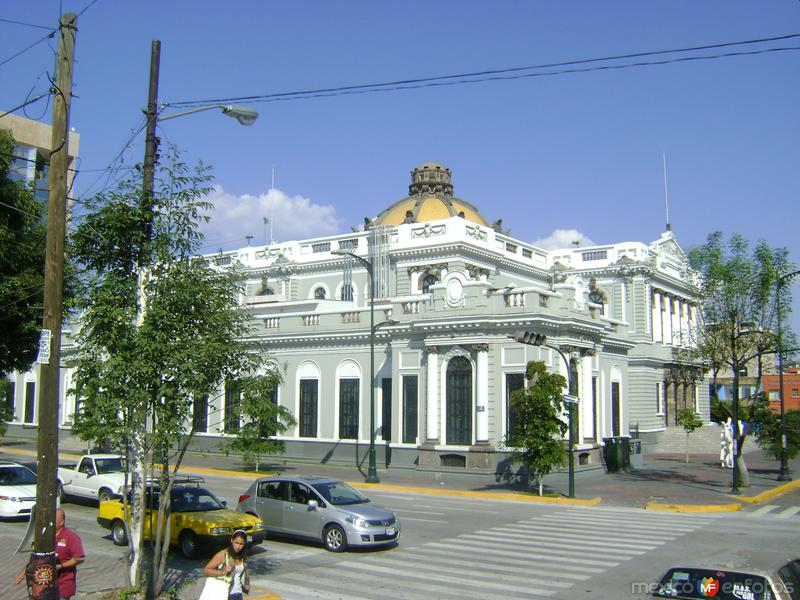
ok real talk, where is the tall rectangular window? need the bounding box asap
[224,381,240,434]
[193,395,208,433]
[611,381,621,436]
[381,378,392,442]
[402,375,418,444]
[3,381,14,418]
[505,373,525,440]
[339,379,359,439]
[24,381,36,423]
[592,376,598,440]
[656,382,663,415]
[299,379,318,438]
[269,386,279,427]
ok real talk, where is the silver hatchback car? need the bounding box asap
[237,475,400,552]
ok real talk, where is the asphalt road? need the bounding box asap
[3,466,798,599]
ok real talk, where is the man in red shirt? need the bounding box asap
[16,508,85,600]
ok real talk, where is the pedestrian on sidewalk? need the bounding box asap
[201,529,250,600]
[14,507,85,600]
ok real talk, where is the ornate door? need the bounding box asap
[446,356,472,445]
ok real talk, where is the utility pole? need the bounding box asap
[26,12,76,600]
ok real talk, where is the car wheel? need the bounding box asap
[323,524,347,553]
[98,488,113,503]
[179,531,198,559]
[111,520,128,546]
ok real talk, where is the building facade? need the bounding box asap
[5,162,708,473]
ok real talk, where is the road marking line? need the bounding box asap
[395,508,446,515]
[265,578,374,600]
[541,514,700,532]
[458,532,646,556]
[426,540,621,568]
[751,504,779,515]
[776,506,800,518]
[398,516,447,523]
[386,549,592,580]
[412,542,606,574]
[483,527,661,549]
[513,521,679,541]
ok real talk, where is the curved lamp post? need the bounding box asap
[332,248,390,483]
[776,270,800,481]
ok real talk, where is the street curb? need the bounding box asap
[644,501,743,513]
[347,481,603,506]
[250,584,281,600]
[733,478,800,505]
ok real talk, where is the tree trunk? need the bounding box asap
[685,431,690,463]
[735,440,750,487]
[127,428,147,589]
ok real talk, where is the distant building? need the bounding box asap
[2,112,80,203]
[1,112,79,425]
[6,162,708,472]
[762,366,800,412]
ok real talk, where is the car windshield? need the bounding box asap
[95,458,125,474]
[655,567,775,600]
[311,481,369,505]
[0,466,36,486]
[170,487,226,512]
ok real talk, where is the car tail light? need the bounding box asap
[238,494,251,504]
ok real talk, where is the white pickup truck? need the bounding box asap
[57,454,127,503]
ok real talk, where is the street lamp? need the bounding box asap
[776,270,800,481]
[508,332,580,498]
[332,248,386,483]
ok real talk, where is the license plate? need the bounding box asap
[385,527,395,536]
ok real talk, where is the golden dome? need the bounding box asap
[371,163,489,227]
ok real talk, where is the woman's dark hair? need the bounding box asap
[227,530,248,561]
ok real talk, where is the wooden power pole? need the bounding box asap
[25,12,76,600]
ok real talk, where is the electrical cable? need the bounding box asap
[0,29,57,69]
[0,18,55,31]
[0,92,51,120]
[168,33,800,108]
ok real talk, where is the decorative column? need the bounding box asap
[474,344,489,442]
[663,294,673,345]
[652,290,663,342]
[424,346,440,441]
[581,354,594,441]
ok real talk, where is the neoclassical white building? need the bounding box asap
[5,162,707,473]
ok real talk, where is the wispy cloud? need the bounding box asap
[198,186,342,251]
[532,229,595,251]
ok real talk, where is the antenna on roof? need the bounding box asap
[662,151,672,232]
[269,163,276,244]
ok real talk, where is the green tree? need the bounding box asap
[686,232,794,488]
[755,409,800,461]
[0,130,47,376]
[69,147,293,599]
[505,361,567,496]
[676,408,703,463]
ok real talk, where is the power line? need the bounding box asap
[0,29,56,69]
[0,18,55,31]
[0,92,51,120]
[168,33,800,108]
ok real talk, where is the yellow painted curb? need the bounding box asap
[734,479,800,505]
[645,501,743,513]
[347,481,603,506]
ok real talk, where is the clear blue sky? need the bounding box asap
[2,1,799,332]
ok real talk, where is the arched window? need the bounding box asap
[340,284,354,301]
[314,287,326,300]
[422,273,439,294]
[446,356,472,445]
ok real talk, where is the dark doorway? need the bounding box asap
[446,356,472,445]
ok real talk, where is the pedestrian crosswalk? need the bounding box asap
[260,506,714,600]
[746,504,800,519]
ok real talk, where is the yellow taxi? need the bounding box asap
[97,478,265,558]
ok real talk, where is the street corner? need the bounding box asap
[644,500,743,513]
[733,478,800,505]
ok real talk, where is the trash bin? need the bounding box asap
[603,437,623,472]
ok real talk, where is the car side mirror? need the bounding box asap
[307,499,318,511]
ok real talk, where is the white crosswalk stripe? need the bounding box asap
[259,506,713,600]
[748,504,800,518]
